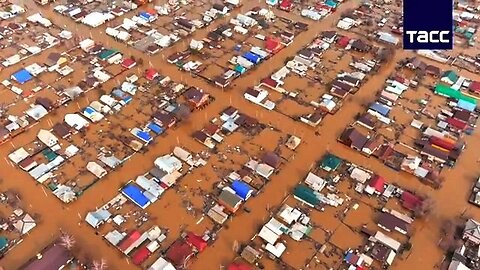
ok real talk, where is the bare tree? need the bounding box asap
[59,233,76,250]
[91,259,108,270]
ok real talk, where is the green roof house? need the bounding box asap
[320,153,342,172]
[98,49,118,61]
[441,70,458,85]
[0,236,8,253]
[293,184,320,207]
[434,84,477,105]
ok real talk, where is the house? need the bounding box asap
[146,45,160,55]
[400,191,422,211]
[350,39,370,52]
[214,76,231,88]
[21,243,73,270]
[468,81,480,94]
[154,154,182,174]
[320,153,342,172]
[192,131,215,149]
[362,135,383,156]
[121,58,136,69]
[338,75,360,87]
[213,4,229,15]
[377,212,409,234]
[37,129,58,148]
[441,70,459,85]
[426,65,441,77]
[448,260,471,270]
[218,189,243,212]
[364,175,385,195]
[279,0,294,12]
[145,68,159,81]
[184,87,210,108]
[339,127,368,151]
[336,36,351,48]
[406,57,427,70]
[301,111,324,127]
[356,113,377,130]
[261,152,281,169]
[221,106,239,120]
[165,239,195,269]
[265,37,283,54]
[370,243,397,266]
[176,18,195,33]
[35,97,54,111]
[152,111,176,128]
[377,32,399,46]
[463,219,480,245]
[322,31,337,43]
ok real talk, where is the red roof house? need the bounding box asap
[279,0,293,11]
[401,191,422,211]
[166,239,195,269]
[228,263,253,270]
[265,37,283,54]
[261,77,280,89]
[446,117,467,131]
[429,136,457,151]
[131,246,151,265]
[145,68,159,81]
[117,230,141,253]
[121,58,137,69]
[469,81,480,93]
[365,175,385,194]
[336,36,351,48]
[185,232,208,252]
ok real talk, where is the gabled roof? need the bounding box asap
[442,70,458,82]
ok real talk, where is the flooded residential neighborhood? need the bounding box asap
[0,0,480,269]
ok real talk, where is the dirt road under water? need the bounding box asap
[1,0,480,269]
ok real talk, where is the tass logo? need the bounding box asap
[403,0,453,50]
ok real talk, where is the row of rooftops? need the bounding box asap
[339,68,477,187]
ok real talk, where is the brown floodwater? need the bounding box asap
[1,0,480,269]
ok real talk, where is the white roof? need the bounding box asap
[65,113,89,130]
[29,164,50,180]
[258,226,280,245]
[8,148,29,164]
[148,257,176,270]
[87,161,107,178]
[265,242,286,258]
[13,213,36,235]
[154,154,182,174]
[449,260,471,270]
[277,205,302,225]
[373,231,401,251]
[82,12,108,27]
[105,230,125,246]
[65,145,79,158]
[25,63,46,76]
[304,172,326,192]
[26,105,48,121]
[79,39,95,51]
[135,176,164,198]
[350,167,371,183]
[37,129,58,147]
[173,147,192,162]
